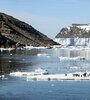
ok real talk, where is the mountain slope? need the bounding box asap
[0,12,58,48]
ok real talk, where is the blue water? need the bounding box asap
[0,48,90,100]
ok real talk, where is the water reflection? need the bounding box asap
[0,48,90,75]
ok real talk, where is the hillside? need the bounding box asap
[0,12,58,48]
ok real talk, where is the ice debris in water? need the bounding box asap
[10,68,48,77]
[10,68,90,81]
[27,71,90,81]
[24,46,48,49]
[37,53,51,57]
[59,56,85,61]
[0,75,5,78]
[0,48,15,51]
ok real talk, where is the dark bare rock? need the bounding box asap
[0,12,58,48]
[56,24,90,38]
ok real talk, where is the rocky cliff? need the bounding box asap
[56,24,90,38]
[55,24,90,46]
[0,12,58,48]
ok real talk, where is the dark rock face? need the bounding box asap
[0,12,58,48]
[56,24,90,38]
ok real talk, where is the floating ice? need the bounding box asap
[0,75,5,78]
[59,56,85,61]
[0,48,15,51]
[70,66,88,70]
[52,45,61,48]
[10,68,48,77]
[10,69,90,81]
[24,46,48,49]
[27,71,90,81]
[37,53,51,57]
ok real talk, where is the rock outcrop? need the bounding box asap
[0,12,58,48]
[56,24,90,38]
[55,24,90,46]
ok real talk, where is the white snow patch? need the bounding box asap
[67,26,70,30]
[76,25,90,32]
[37,53,51,57]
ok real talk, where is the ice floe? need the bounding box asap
[27,71,90,81]
[24,46,48,49]
[10,68,90,81]
[59,56,85,61]
[10,68,48,77]
[0,75,5,78]
[37,53,51,57]
[0,48,15,51]
[70,66,88,70]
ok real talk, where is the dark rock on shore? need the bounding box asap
[0,12,58,48]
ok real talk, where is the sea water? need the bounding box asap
[0,48,90,100]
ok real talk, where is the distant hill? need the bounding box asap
[56,24,90,38]
[0,12,58,48]
[55,24,90,46]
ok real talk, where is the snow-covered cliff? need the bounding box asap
[54,38,90,46]
[55,24,90,46]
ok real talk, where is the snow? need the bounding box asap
[54,38,90,46]
[67,26,70,30]
[76,25,90,32]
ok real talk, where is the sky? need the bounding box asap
[0,0,90,39]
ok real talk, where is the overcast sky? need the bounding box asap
[0,0,90,38]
